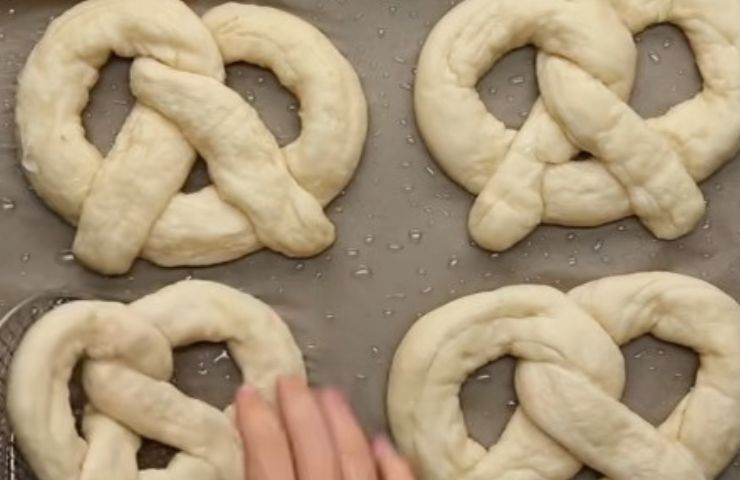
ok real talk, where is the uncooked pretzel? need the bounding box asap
[388,272,740,480]
[8,280,305,480]
[16,0,367,275]
[415,0,740,251]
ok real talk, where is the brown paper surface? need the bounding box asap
[0,1,738,477]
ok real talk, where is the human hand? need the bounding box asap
[235,376,416,480]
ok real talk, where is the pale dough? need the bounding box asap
[8,280,306,480]
[16,0,368,275]
[388,272,740,480]
[415,0,740,251]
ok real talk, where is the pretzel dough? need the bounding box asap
[388,272,740,480]
[8,280,306,480]
[16,0,367,274]
[415,0,740,251]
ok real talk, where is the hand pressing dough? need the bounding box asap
[8,280,306,480]
[388,272,740,480]
[16,0,368,275]
[415,0,740,251]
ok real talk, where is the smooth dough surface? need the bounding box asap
[7,280,306,480]
[415,0,740,251]
[16,0,367,274]
[388,272,740,480]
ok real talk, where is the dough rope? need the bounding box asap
[16,0,368,275]
[388,272,740,480]
[7,280,306,480]
[415,0,740,251]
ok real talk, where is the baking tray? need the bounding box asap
[0,0,739,478]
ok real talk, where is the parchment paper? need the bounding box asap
[0,0,738,477]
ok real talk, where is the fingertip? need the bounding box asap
[374,435,415,480]
[277,377,339,479]
[233,384,295,480]
[235,385,256,411]
[277,375,310,413]
[235,385,267,425]
[237,384,255,399]
[278,374,308,395]
[318,387,350,414]
[372,434,396,459]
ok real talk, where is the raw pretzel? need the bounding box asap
[16,0,367,275]
[8,280,305,480]
[388,272,740,480]
[415,0,740,251]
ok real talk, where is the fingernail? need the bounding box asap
[373,434,396,458]
[238,385,254,395]
[322,388,351,413]
[235,386,256,424]
[237,385,256,400]
[278,375,309,402]
[279,374,307,390]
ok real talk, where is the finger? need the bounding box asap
[278,376,340,480]
[236,386,295,480]
[373,436,416,480]
[318,388,377,480]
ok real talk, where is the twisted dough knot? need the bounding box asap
[416,0,740,251]
[7,280,305,480]
[16,0,368,275]
[388,272,740,480]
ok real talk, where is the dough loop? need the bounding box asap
[388,272,740,480]
[16,0,368,274]
[415,0,740,251]
[7,280,305,480]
